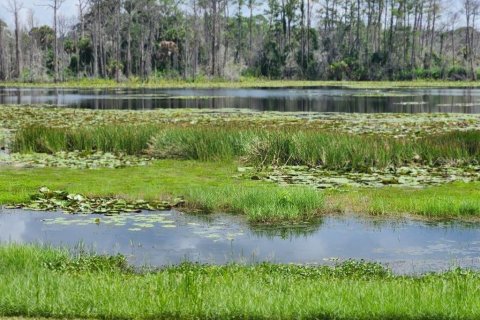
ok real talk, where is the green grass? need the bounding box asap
[12,125,159,155]
[1,160,480,219]
[0,160,323,223]
[15,125,480,170]
[0,245,479,319]
[4,78,480,89]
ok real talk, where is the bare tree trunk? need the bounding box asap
[7,0,24,79]
[248,0,254,66]
[428,0,437,69]
[0,22,4,80]
[193,0,199,79]
[211,0,217,76]
[115,0,121,82]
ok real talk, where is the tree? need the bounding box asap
[0,19,6,80]
[7,0,24,79]
[43,0,66,82]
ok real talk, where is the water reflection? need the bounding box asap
[1,87,480,113]
[0,209,479,274]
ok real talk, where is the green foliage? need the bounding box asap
[259,38,285,78]
[447,66,468,80]
[1,245,480,319]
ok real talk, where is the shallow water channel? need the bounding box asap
[3,87,480,113]
[1,209,479,274]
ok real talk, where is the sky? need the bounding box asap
[0,0,78,28]
[0,0,467,30]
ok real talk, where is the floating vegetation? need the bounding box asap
[239,165,480,189]
[2,105,480,143]
[7,187,184,214]
[39,211,247,242]
[0,151,152,169]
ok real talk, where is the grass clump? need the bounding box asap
[15,125,480,170]
[149,127,480,170]
[186,186,324,222]
[12,125,159,155]
[1,245,480,319]
[150,128,254,161]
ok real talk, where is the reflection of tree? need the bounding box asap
[249,218,323,240]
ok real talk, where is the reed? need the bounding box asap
[13,125,480,170]
[12,125,159,155]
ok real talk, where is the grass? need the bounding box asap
[12,125,159,155]
[0,160,323,223]
[1,160,480,219]
[0,245,479,319]
[14,125,480,170]
[4,78,480,89]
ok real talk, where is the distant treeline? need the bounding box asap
[1,0,480,82]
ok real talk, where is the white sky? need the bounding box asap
[0,0,78,28]
[0,0,467,30]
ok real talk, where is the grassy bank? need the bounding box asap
[1,160,480,219]
[0,160,323,223]
[3,78,480,89]
[13,125,480,170]
[1,245,479,319]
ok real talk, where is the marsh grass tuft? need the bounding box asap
[148,127,480,170]
[14,125,480,171]
[186,186,324,222]
[12,125,159,155]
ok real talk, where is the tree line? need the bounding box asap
[1,0,480,82]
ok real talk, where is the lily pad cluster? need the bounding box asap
[2,105,480,142]
[0,151,152,169]
[240,165,480,189]
[9,187,184,214]
[41,212,246,242]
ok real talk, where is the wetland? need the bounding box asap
[1,84,480,319]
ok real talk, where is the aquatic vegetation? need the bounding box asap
[5,79,480,89]
[0,151,152,169]
[8,187,184,214]
[2,105,480,140]
[12,124,480,171]
[184,185,324,222]
[1,245,480,319]
[241,164,480,189]
[12,124,158,155]
[41,212,248,241]
[150,127,480,170]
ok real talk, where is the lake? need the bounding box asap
[2,87,480,113]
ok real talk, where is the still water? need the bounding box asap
[1,209,479,274]
[2,87,480,113]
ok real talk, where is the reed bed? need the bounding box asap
[13,125,480,170]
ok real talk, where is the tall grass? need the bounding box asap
[151,128,480,170]
[185,185,324,222]
[13,125,480,170]
[1,245,480,319]
[12,125,159,155]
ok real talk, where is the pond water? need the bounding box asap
[1,209,479,274]
[2,87,480,113]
